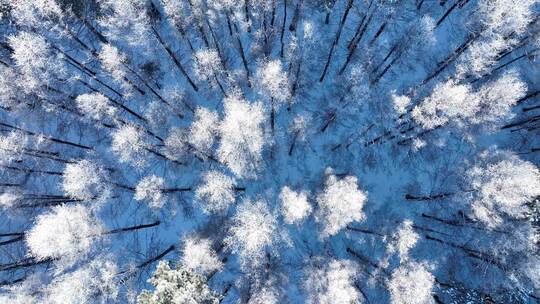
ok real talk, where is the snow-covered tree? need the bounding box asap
[189,107,219,156]
[217,95,265,178]
[195,170,237,214]
[387,220,419,261]
[135,175,166,209]
[256,60,291,105]
[224,199,278,269]
[8,31,64,93]
[412,80,477,130]
[137,261,221,304]
[181,236,223,275]
[75,93,117,121]
[456,0,536,77]
[192,49,223,83]
[388,262,434,304]
[161,0,188,25]
[316,173,367,237]
[26,205,103,263]
[470,71,527,126]
[98,0,151,46]
[1,0,540,302]
[10,0,62,27]
[45,258,118,304]
[98,44,128,84]
[0,191,22,209]
[111,124,149,167]
[249,284,280,304]
[412,72,526,131]
[468,153,540,227]
[392,93,411,116]
[0,131,26,165]
[164,127,188,161]
[279,186,312,224]
[305,259,360,304]
[62,159,110,201]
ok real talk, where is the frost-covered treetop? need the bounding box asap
[189,107,219,155]
[279,186,312,224]
[62,159,110,202]
[111,124,149,167]
[8,31,64,92]
[224,199,278,269]
[26,205,103,263]
[388,262,435,304]
[305,259,360,304]
[412,72,526,130]
[217,95,265,178]
[181,236,223,275]
[75,93,117,121]
[468,153,540,227]
[387,220,420,262]
[195,170,236,214]
[137,261,220,304]
[46,257,118,304]
[135,175,166,209]
[256,59,291,104]
[316,174,367,237]
[98,44,128,83]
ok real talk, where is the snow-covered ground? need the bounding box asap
[0,0,539,303]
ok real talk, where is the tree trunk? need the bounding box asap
[152,27,199,92]
[280,0,288,58]
[319,0,354,82]
[289,0,303,32]
[103,221,161,235]
[0,257,54,272]
[368,21,387,46]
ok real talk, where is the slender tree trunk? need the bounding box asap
[435,0,470,28]
[319,0,354,82]
[0,277,25,287]
[234,30,252,86]
[339,12,372,75]
[404,190,465,201]
[289,131,299,155]
[270,98,275,135]
[0,257,55,272]
[424,235,503,268]
[1,165,63,176]
[103,221,161,235]
[136,245,175,269]
[152,27,199,91]
[226,13,234,36]
[0,236,23,246]
[421,32,479,85]
[76,15,109,44]
[346,225,384,237]
[368,21,387,46]
[371,55,399,84]
[280,0,288,57]
[289,0,303,32]
[346,247,389,275]
[290,58,302,98]
[271,0,277,26]
[161,187,192,193]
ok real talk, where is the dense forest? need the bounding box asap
[0,0,539,303]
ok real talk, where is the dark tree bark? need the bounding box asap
[319,0,354,82]
[152,27,199,92]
